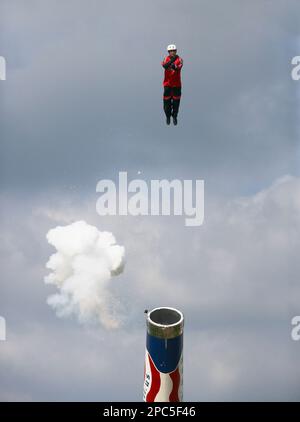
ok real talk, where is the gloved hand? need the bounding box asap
[163,55,177,69]
[171,63,177,70]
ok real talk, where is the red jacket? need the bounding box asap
[161,55,183,87]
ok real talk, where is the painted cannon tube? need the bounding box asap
[143,307,184,402]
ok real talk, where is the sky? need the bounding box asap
[0,0,300,401]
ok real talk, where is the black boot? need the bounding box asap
[172,98,180,126]
[163,99,172,125]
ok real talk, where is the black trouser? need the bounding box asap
[163,86,181,118]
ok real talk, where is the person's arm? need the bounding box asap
[162,55,177,69]
[171,57,183,71]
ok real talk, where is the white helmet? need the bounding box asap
[167,44,177,51]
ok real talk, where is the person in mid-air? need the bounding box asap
[161,44,183,126]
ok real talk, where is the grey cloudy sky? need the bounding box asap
[0,0,300,401]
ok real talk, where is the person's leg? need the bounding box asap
[163,86,172,124]
[172,87,181,120]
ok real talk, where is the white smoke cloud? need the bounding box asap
[44,220,125,329]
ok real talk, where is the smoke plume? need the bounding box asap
[44,220,125,329]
